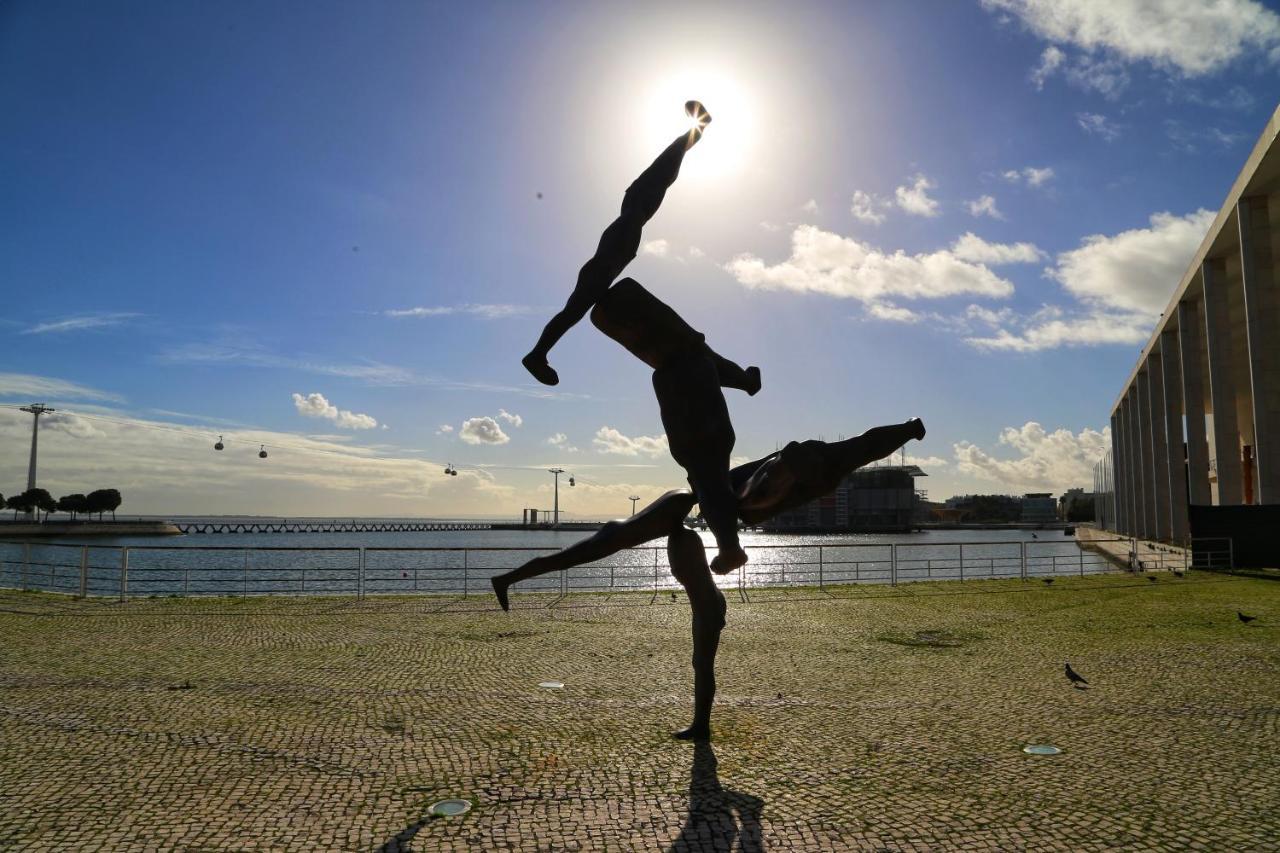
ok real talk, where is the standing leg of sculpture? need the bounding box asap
[491,490,696,610]
[522,108,710,386]
[668,527,726,740]
[652,352,748,575]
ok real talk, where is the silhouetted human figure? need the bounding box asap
[523,101,758,396]
[492,417,926,738]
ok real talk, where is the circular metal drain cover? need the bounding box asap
[1023,744,1062,755]
[538,681,564,690]
[429,799,471,817]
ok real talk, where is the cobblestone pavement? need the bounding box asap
[1,574,1277,851]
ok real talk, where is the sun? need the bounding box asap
[632,64,760,183]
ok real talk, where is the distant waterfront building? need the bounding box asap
[1099,104,1280,564]
[762,465,925,532]
[1019,493,1057,524]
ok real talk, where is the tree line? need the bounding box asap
[2,488,122,522]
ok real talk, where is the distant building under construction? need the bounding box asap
[761,465,926,533]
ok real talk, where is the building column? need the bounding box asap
[1117,395,1130,535]
[1159,330,1190,541]
[1237,195,1280,503]
[1141,366,1169,539]
[1177,298,1212,505]
[1109,413,1123,533]
[1133,379,1152,538]
[1125,391,1142,537]
[1202,259,1244,504]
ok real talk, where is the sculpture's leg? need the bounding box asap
[523,133,692,386]
[819,419,926,472]
[491,489,695,611]
[652,353,747,575]
[667,527,726,740]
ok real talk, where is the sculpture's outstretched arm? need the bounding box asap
[522,131,695,387]
[490,489,696,610]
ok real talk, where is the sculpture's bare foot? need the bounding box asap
[491,576,511,612]
[673,723,711,741]
[745,366,761,396]
[685,100,712,127]
[908,417,926,441]
[522,352,559,386]
[710,545,747,575]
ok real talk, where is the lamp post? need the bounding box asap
[549,468,565,529]
[629,495,640,516]
[19,404,54,520]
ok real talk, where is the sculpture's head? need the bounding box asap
[737,441,824,516]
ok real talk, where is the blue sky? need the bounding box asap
[2,0,1279,517]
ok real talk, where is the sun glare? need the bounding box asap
[634,64,760,183]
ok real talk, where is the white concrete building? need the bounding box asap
[1108,104,1280,545]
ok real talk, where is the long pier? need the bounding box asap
[174,520,494,534]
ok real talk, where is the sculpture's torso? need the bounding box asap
[590,277,706,370]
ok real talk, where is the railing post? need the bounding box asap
[358,547,365,599]
[119,547,129,602]
[1079,543,1085,577]
[1020,541,1027,580]
[22,543,30,592]
[463,550,468,598]
[890,544,898,587]
[654,547,659,593]
[79,546,88,598]
[959,543,964,581]
[818,546,824,589]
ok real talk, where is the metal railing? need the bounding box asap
[0,538,1135,601]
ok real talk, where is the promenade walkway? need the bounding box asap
[1,574,1276,850]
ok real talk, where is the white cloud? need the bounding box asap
[291,392,378,430]
[1048,209,1215,315]
[23,312,141,335]
[982,0,1280,77]
[1076,112,1121,141]
[953,421,1110,493]
[0,406,517,517]
[1002,166,1055,188]
[950,233,1044,265]
[592,426,668,458]
[724,225,1015,306]
[966,195,1004,220]
[865,302,922,323]
[384,304,536,319]
[894,174,940,217]
[850,190,889,225]
[459,416,510,445]
[641,239,669,257]
[436,424,454,436]
[1030,45,1065,89]
[964,310,1153,351]
[688,246,705,258]
[497,408,523,428]
[903,453,948,469]
[546,432,579,453]
[0,372,125,403]
[801,198,820,215]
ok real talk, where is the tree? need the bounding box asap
[57,494,88,521]
[5,493,30,520]
[23,488,56,522]
[101,488,122,520]
[85,489,123,521]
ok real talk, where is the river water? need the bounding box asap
[0,521,1120,598]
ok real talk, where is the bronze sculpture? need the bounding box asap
[509,102,927,739]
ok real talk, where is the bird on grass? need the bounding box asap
[1064,662,1089,688]
[670,591,678,602]
[1147,575,1158,583]
[1042,577,1054,586]
[1238,611,1258,624]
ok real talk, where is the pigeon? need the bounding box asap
[1238,611,1258,624]
[670,591,678,602]
[1147,575,1158,583]
[1031,533,1038,539]
[1042,577,1054,586]
[536,192,543,199]
[1065,662,1089,688]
